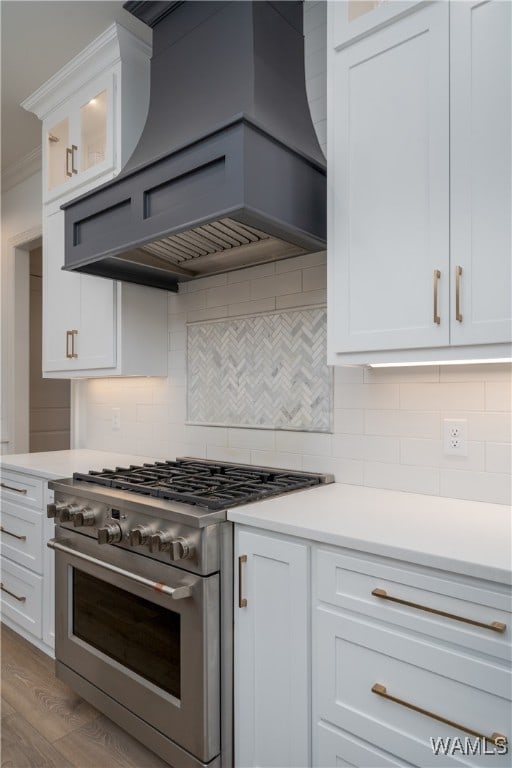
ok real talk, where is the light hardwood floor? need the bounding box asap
[1,624,170,768]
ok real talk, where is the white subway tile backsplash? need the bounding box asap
[442,411,511,442]
[275,251,326,273]
[169,331,186,351]
[250,271,302,299]
[275,431,333,456]
[207,282,252,308]
[227,263,276,283]
[485,443,512,474]
[183,425,228,447]
[206,445,252,464]
[303,265,327,292]
[400,438,485,472]
[334,408,365,435]
[228,298,276,317]
[364,462,440,496]
[333,435,399,463]
[185,273,227,292]
[400,382,485,411]
[365,365,439,383]
[336,383,400,410]
[276,289,326,309]
[186,306,227,323]
[229,428,275,451]
[440,469,511,506]
[486,382,512,411]
[250,450,303,471]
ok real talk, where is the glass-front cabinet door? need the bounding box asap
[44,72,115,201]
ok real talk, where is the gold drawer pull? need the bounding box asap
[0,526,27,541]
[371,684,507,746]
[238,554,247,608]
[0,482,27,495]
[0,582,27,603]
[372,588,506,633]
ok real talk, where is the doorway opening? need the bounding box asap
[29,246,70,451]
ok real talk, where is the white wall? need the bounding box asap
[1,170,43,454]
[78,2,511,505]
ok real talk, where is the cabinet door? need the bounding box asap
[44,72,116,204]
[43,209,116,373]
[450,0,512,346]
[234,528,310,768]
[74,71,116,185]
[43,209,81,371]
[328,2,450,355]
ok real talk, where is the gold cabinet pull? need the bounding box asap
[372,588,506,633]
[71,144,78,174]
[433,269,441,324]
[0,482,27,495]
[0,526,27,541]
[455,265,463,322]
[238,554,247,608]
[66,146,73,178]
[371,684,507,746]
[0,582,27,603]
[66,330,78,359]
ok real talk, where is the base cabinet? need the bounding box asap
[0,469,54,655]
[233,525,512,768]
[234,527,310,768]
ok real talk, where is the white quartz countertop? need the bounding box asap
[2,451,510,584]
[0,449,158,481]
[228,483,512,585]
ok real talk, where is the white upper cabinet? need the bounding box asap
[24,23,169,379]
[45,72,114,200]
[450,0,512,348]
[327,0,512,365]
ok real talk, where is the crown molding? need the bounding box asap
[21,23,151,121]
[1,147,42,193]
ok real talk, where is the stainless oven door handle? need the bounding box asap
[47,539,193,600]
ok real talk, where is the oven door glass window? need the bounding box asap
[72,569,180,699]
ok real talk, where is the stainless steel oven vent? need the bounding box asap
[61,1,326,292]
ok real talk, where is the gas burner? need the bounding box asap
[73,458,325,510]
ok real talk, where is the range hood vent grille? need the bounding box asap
[140,218,270,267]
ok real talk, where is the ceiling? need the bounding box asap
[1,0,152,173]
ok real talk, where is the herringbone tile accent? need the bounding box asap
[187,309,332,432]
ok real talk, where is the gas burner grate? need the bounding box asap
[73,459,323,510]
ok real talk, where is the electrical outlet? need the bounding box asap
[443,418,467,456]
[111,407,121,431]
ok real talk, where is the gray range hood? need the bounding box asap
[62,1,326,292]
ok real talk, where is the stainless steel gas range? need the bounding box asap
[47,458,333,768]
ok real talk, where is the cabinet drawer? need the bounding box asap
[315,608,511,767]
[0,559,43,639]
[1,501,44,573]
[315,721,415,768]
[0,470,44,509]
[315,548,511,662]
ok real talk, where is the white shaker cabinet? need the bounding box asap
[0,469,55,655]
[24,23,169,379]
[234,527,310,768]
[449,0,512,348]
[327,0,511,365]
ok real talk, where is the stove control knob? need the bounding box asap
[129,525,153,547]
[73,507,96,527]
[148,531,174,553]
[47,501,68,519]
[59,503,81,523]
[97,523,122,545]
[169,537,193,562]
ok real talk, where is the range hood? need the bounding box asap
[62,1,326,291]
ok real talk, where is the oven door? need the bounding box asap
[51,529,220,764]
